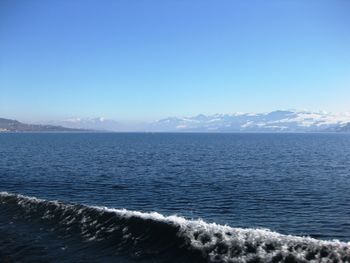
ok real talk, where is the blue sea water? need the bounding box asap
[0,133,350,262]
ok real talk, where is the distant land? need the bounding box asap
[45,110,350,133]
[149,110,350,133]
[0,118,88,132]
[2,111,350,133]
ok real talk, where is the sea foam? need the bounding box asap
[1,192,349,262]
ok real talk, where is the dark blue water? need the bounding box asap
[1,133,350,262]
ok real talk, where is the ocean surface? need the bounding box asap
[0,133,349,262]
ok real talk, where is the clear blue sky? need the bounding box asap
[1,0,349,122]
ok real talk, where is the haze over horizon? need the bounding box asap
[1,0,350,122]
[9,109,349,133]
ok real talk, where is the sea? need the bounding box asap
[0,133,349,262]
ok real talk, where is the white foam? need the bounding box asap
[95,206,350,262]
[1,192,350,262]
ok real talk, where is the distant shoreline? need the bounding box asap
[1,131,349,134]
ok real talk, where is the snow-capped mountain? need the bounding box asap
[46,111,350,132]
[48,117,120,131]
[148,110,350,132]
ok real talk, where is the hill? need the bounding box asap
[0,118,87,132]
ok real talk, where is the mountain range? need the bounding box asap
[47,110,350,132]
[150,110,350,132]
[0,118,86,132]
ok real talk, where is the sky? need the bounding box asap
[1,0,350,122]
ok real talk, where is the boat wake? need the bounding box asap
[0,192,349,262]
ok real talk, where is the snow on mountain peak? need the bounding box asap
[151,110,350,132]
[47,111,350,132]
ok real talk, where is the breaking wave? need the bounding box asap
[0,192,349,263]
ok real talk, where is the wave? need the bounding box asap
[0,192,349,263]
